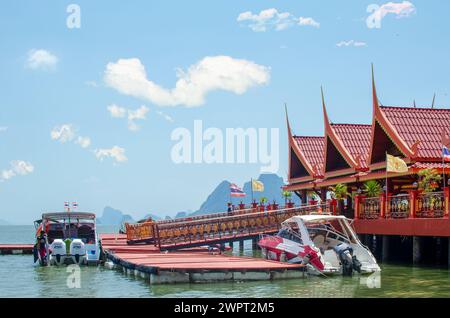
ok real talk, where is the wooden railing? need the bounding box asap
[416,192,445,218]
[359,197,381,219]
[355,188,450,220]
[126,203,331,246]
[387,194,410,218]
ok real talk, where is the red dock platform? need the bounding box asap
[100,234,306,284]
[0,244,33,255]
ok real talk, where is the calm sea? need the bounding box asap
[1,225,450,298]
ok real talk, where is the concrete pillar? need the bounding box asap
[239,240,244,251]
[448,238,450,267]
[382,235,390,263]
[252,238,258,250]
[413,236,422,265]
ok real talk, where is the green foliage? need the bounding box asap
[363,180,383,197]
[418,169,442,193]
[282,190,292,199]
[329,183,349,200]
[259,197,268,204]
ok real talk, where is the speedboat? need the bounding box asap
[258,214,380,276]
[33,212,101,266]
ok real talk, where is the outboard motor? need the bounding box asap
[50,239,66,265]
[70,239,87,265]
[333,243,355,276]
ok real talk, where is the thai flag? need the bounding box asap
[230,183,246,197]
[443,146,450,162]
[72,202,78,209]
[64,202,69,208]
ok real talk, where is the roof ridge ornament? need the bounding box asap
[442,129,450,148]
[371,63,379,111]
[410,140,421,158]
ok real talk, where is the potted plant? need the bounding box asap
[418,169,442,193]
[259,197,268,212]
[417,169,443,215]
[363,180,382,198]
[282,190,293,207]
[329,183,349,215]
[309,192,319,205]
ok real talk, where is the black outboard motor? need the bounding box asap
[333,243,355,276]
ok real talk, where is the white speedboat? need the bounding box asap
[33,212,101,266]
[258,214,380,276]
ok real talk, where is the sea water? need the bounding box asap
[1,226,450,298]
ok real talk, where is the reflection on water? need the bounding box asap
[0,226,449,298]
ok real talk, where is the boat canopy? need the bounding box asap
[282,215,349,224]
[42,212,96,221]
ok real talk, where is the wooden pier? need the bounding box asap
[100,234,306,284]
[0,244,33,255]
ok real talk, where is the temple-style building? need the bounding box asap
[285,67,450,218]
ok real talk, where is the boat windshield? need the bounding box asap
[277,227,303,244]
[46,222,96,244]
[305,220,355,245]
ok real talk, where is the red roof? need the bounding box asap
[293,136,325,173]
[330,124,372,169]
[380,106,450,159]
[410,162,450,169]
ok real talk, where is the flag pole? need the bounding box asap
[385,152,388,212]
[443,148,446,189]
[251,178,254,204]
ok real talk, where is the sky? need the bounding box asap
[1,1,450,224]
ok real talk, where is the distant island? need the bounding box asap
[95,173,296,224]
[1,173,294,225]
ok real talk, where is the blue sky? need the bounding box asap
[1,1,449,223]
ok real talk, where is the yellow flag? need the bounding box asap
[252,180,264,192]
[386,154,408,173]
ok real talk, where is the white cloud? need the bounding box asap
[50,124,76,143]
[104,55,270,107]
[51,124,92,149]
[336,40,367,47]
[107,104,149,131]
[26,49,58,70]
[156,110,174,123]
[75,136,91,148]
[298,17,320,28]
[94,146,127,163]
[0,126,7,132]
[373,1,416,22]
[85,81,99,87]
[1,160,34,182]
[237,8,319,32]
[107,104,127,118]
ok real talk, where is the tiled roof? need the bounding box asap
[410,162,450,169]
[330,124,372,168]
[293,136,325,173]
[380,106,450,159]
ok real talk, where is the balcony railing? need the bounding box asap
[387,194,410,219]
[416,192,445,218]
[359,197,381,219]
[355,189,449,220]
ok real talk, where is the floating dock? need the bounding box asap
[0,244,33,255]
[100,234,306,284]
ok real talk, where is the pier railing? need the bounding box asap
[125,203,331,246]
[355,188,450,220]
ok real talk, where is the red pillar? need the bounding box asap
[444,187,450,218]
[354,195,365,219]
[409,190,418,219]
[380,193,386,218]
